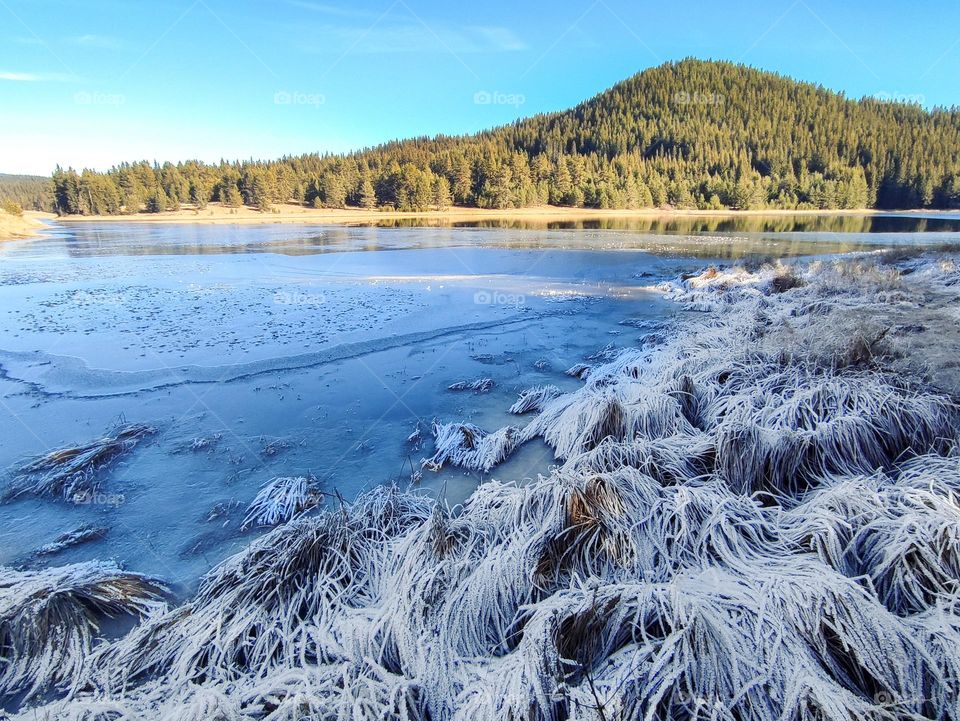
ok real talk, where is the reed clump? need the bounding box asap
[5,423,156,503]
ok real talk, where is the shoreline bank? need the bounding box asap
[0,210,53,241]
[52,203,960,228]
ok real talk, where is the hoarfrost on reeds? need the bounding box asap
[422,422,520,473]
[509,384,561,414]
[447,378,495,393]
[0,562,165,700]
[4,423,156,503]
[34,525,109,557]
[8,253,960,720]
[241,475,322,530]
[565,362,592,379]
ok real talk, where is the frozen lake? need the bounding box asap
[1,217,958,593]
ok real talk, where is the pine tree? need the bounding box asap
[253,179,272,211]
[191,178,211,209]
[220,183,242,208]
[452,157,473,205]
[550,161,573,206]
[433,175,452,210]
[146,186,169,213]
[359,175,377,209]
[322,172,347,209]
[122,190,143,214]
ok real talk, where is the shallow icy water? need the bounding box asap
[1,218,957,592]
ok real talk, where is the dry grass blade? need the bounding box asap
[448,378,495,393]
[34,525,109,557]
[422,422,521,473]
[241,475,322,530]
[5,423,156,504]
[0,562,166,700]
[509,385,561,415]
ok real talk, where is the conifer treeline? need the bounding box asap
[50,59,960,215]
[0,175,54,212]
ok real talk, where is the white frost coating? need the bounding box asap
[9,252,960,720]
[0,562,166,700]
[561,433,715,483]
[564,362,592,379]
[241,476,321,530]
[508,384,562,415]
[34,524,109,557]
[448,378,495,393]
[422,422,521,473]
[85,486,431,701]
[4,423,156,503]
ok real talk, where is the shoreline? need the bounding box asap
[0,210,54,241]
[52,203,960,228]
[8,249,960,718]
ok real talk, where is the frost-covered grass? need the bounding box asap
[6,253,960,720]
[4,423,156,503]
[34,525,109,557]
[447,378,495,393]
[241,475,322,530]
[509,384,562,415]
[422,422,520,473]
[0,562,165,700]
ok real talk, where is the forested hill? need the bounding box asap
[0,174,54,213]
[51,59,960,215]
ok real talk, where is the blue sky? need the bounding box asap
[1,0,959,175]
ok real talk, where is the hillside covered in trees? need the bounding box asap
[50,59,960,215]
[0,174,54,213]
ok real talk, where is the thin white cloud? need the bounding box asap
[280,0,377,19]
[0,71,77,82]
[472,26,528,52]
[10,36,46,46]
[71,34,123,49]
[296,23,528,55]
